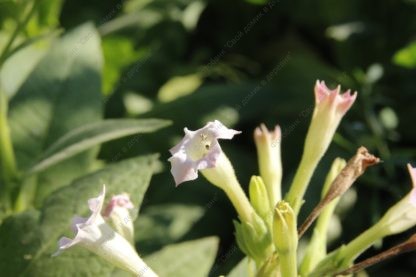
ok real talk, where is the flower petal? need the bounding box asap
[52,237,78,257]
[71,215,87,233]
[196,140,222,169]
[87,185,106,224]
[169,152,199,185]
[168,120,240,186]
[210,120,241,139]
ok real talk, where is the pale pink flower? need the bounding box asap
[169,120,241,185]
[314,80,357,115]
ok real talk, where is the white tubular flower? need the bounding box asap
[103,193,135,244]
[54,186,158,277]
[286,80,357,214]
[168,120,241,186]
[169,120,255,223]
[306,80,357,159]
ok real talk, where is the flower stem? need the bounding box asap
[202,153,254,223]
[0,90,17,183]
[222,178,254,223]
[285,153,319,215]
[341,221,386,264]
[0,0,39,66]
[279,249,298,277]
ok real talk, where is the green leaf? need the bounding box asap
[0,36,52,98]
[227,258,249,277]
[29,119,171,173]
[7,23,104,203]
[135,204,204,254]
[393,41,416,69]
[0,155,158,276]
[158,73,203,102]
[102,36,142,94]
[0,210,42,276]
[144,237,218,277]
[9,22,103,170]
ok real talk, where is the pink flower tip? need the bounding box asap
[314,80,357,115]
[103,193,134,217]
[168,120,240,186]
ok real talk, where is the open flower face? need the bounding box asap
[169,120,241,185]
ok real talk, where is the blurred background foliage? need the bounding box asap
[1,0,416,276]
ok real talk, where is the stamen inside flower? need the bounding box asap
[201,133,211,150]
[186,132,213,160]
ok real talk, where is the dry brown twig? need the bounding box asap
[298,146,380,238]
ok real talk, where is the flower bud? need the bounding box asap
[234,213,273,265]
[273,201,298,277]
[254,124,282,206]
[103,193,135,244]
[273,201,297,253]
[249,176,271,222]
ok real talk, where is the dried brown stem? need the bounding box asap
[298,147,380,238]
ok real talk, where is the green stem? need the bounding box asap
[223,179,254,223]
[279,249,298,277]
[201,153,254,223]
[285,153,319,215]
[0,90,17,182]
[0,0,38,66]
[341,221,386,264]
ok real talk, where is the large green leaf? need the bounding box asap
[144,237,218,277]
[29,118,171,173]
[0,37,51,98]
[0,155,158,276]
[8,22,103,170]
[7,23,104,203]
[227,258,249,277]
[135,204,204,254]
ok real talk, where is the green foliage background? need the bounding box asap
[0,0,416,276]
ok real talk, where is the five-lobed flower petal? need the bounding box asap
[314,80,357,116]
[168,120,241,186]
